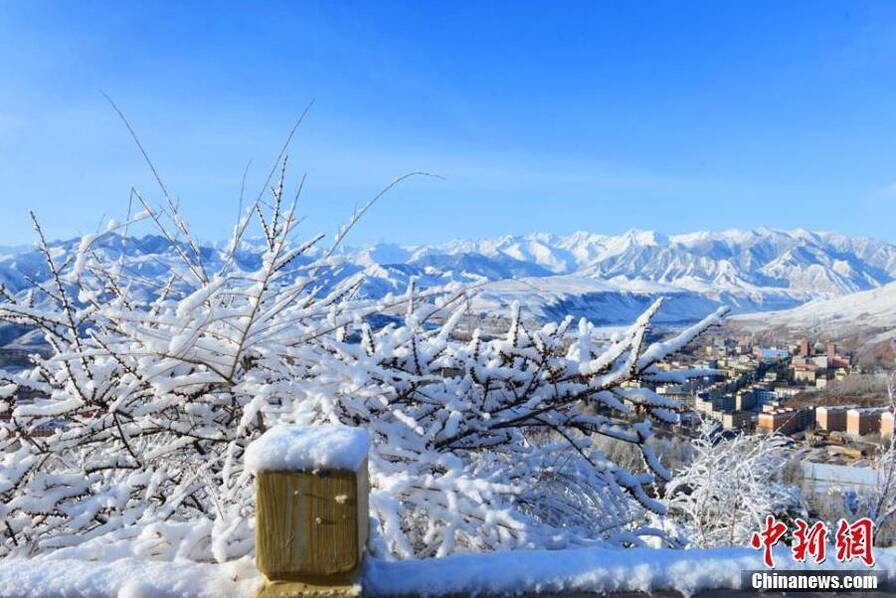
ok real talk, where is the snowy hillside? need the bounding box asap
[731,280,896,340]
[1,227,895,334]
[470,275,721,325]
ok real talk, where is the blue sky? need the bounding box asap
[3,1,896,245]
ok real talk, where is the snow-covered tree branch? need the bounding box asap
[0,168,727,562]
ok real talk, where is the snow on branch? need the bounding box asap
[0,168,726,563]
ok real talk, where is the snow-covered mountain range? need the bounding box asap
[2,227,896,329]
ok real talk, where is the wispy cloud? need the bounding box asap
[303,143,746,196]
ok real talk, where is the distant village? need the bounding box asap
[644,331,893,470]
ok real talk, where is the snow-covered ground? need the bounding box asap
[366,545,896,596]
[2,546,894,597]
[0,556,261,598]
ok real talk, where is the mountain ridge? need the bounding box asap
[2,227,895,329]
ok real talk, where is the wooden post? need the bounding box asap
[247,425,370,597]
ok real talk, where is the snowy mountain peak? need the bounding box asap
[2,227,896,326]
[621,228,668,246]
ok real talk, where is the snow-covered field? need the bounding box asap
[2,546,893,597]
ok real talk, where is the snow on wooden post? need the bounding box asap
[246,424,371,596]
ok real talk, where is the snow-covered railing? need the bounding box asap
[246,424,371,596]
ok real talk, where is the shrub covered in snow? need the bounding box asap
[0,163,726,562]
[664,422,805,548]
